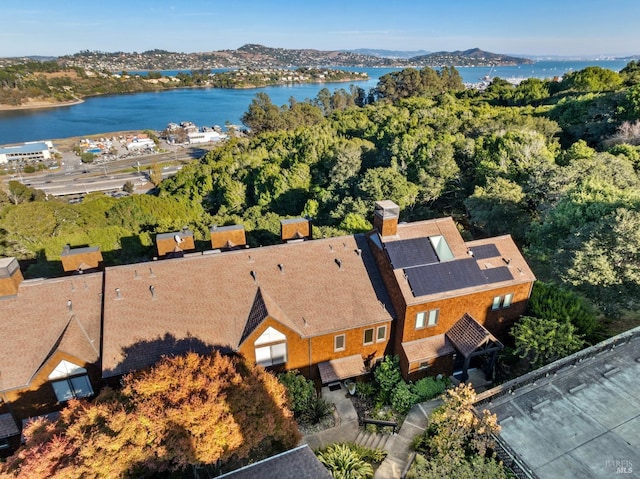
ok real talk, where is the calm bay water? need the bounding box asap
[0,60,629,145]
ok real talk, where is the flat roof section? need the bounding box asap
[479,328,640,479]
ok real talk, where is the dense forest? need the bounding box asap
[2,61,640,335]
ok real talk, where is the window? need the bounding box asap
[417,309,439,329]
[492,293,514,310]
[427,309,439,327]
[363,328,374,345]
[376,325,387,342]
[492,296,502,310]
[254,327,287,367]
[335,334,346,351]
[418,361,430,370]
[255,343,287,367]
[503,293,514,308]
[52,375,94,402]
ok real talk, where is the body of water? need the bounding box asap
[0,60,630,145]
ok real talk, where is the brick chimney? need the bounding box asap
[156,228,196,257]
[280,218,312,243]
[0,257,23,297]
[60,245,104,273]
[210,224,247,250]
[373,200,400,237]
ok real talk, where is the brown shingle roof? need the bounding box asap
[0,272,103,392]
[102,234,394,377]
[318,354,367,384]
[446,313,502,358]
[402,334,456,363]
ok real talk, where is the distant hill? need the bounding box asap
[54,45,531,71]
[348,48,430,59]
[409,48,533,66]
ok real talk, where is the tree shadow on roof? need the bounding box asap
[103,332,233,380]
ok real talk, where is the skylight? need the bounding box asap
[429,235,454,261]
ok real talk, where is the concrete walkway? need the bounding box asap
[302,371,493,478]
[301,384,360,451]
[301,383,441,479]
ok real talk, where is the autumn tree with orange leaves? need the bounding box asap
[0,352,300,479]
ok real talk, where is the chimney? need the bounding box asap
[60,245,103,273]
[156,229,195,257]
[210,224,247,250]
[0,257,23,298]
[280,217,312,243]
[373,200,400,237]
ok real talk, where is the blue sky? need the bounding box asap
[2,0,638,58]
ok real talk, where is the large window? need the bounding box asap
[48,360,94,403]
[254,326,287,367]
[51,375,94,402]
[255,343,287,367]
[416,310,439,329]
[335,334,346,351]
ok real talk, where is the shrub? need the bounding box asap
[355,381,376,399]
[391,382,418,414]
[316,443,375,479]
[301,395,334,425]
[373,356,403,406]
[411,377,448,402]
[278,370,315,418]
[527,281,598,340]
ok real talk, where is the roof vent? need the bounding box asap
[149,285,156,299]
[278,263,284,273]
[335,258,343,270]
[503,257,511,265]
[355,248,362,256]
[115,288,121,299]
[467,249,474,257]
[67,299,72,311]
[250,270,257,282]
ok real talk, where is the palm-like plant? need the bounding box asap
[317,443,374,479]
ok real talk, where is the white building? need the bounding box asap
[187,130,227,144]
[0,141,53,164]
[125,138,156,151]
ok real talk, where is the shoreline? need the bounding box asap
[0,99,85,112]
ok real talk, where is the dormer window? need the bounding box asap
[254,326,287,367]
[48,360,94,402]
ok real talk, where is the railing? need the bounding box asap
[471,325,640,479]
[360,417,399,435]
[475,325,640,407]
[491,433,540,479]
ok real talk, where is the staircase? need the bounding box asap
[354,429,393,451]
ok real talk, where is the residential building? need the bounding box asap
[0,258,102,456]
[0,200,535,456]
[367,200,535,381]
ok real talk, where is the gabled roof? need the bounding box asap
[102,234,394,378]
[446,313,502,358]
[0,272,103,392]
